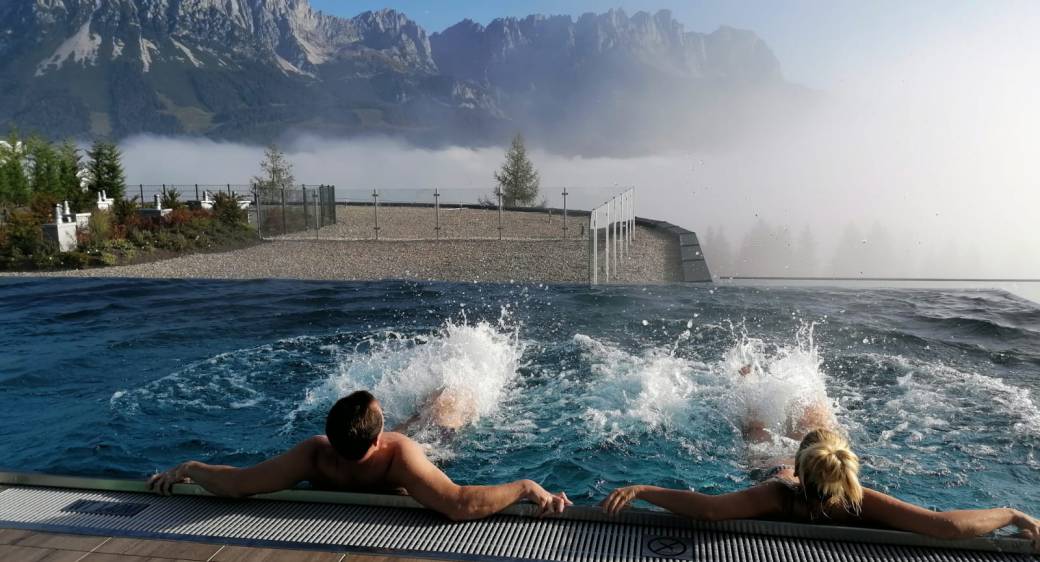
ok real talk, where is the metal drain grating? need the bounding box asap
[0,485,1034,562]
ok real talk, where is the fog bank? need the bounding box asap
[121,9,1040,279]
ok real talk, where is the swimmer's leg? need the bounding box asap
[786,400,837,441]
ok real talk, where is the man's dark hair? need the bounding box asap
[325,391,383,461]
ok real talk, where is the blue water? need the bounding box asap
[1,278,1039,517]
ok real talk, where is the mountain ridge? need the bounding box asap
[0,0,801,155]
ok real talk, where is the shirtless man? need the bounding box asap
[148,390,571,521]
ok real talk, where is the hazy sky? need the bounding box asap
[308,0,1035,88]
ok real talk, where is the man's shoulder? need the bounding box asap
[382,431,419,450]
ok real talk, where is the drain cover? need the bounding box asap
[61,499,151,517]
[642,535,693,560]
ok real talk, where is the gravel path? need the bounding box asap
[1,208,682,284]
[275,205,586,241]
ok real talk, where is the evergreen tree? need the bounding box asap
[252,144,295,196]
[27,136,62,197]
[493,134,540,207]
[0,132,29,205]
[57,140,86,205]
[86,140,126,200]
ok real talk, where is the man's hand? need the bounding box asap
[1013,510,1040,552]
[601,485,645,516]
[148,461,194,496]
[525,480,572,517]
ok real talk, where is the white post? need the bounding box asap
[604,203,610,282]
[54,204,63,224]
[63,200,71,220]
[154,193,161,210]
[620,193,626,258]
[590,210,598,284]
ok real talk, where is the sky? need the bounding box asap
[307,0,1025,89]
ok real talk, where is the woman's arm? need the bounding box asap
[861,488,1040,544]
[601,482,785,520]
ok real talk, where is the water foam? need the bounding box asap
[289,312,524,437]
[573,322,835,460]
[725,324,834,441]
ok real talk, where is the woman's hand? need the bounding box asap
[601,485,645,516]
[147,461,195,496]
[1013,510,1040,552]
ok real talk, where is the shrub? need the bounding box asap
[113,196,140,227]
[128,228,153,248]
[4,209,45,255]
[212,192,246,226]
[29,192,62,224]
[161,187,184,210]
[163,207,195,227]
[60,251,90,269]
[88,209,113,242]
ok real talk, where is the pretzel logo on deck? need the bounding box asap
[644,536,690,559]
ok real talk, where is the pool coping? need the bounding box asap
[0,471,1031,556]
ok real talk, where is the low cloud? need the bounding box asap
[120,10,1040,279]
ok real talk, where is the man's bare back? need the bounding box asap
[149,391,570,521]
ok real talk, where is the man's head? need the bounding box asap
[325,391,384,461]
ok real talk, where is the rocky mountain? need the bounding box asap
[0,1,802,154]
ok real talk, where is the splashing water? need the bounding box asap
[289,312,524,440]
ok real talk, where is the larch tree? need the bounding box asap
[252,144,295,196]
[493,134,540,207]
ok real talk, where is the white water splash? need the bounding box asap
[574,323,836,462]
[288,312,524,437]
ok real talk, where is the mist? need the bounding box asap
[120,8,1040,279]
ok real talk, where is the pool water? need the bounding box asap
[1,278,1038,518]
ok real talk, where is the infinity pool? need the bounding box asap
[1,278,1038,517]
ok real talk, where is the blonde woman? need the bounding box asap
[602,369,1040,548]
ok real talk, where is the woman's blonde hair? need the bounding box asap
[795,428,863,513]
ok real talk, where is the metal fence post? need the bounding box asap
[372,189,380,240]
[253,185,262,239]
[496,187,503,240]
[562,188,568,239]
[195,184,199,202]
[280,188,287,236]
[302,185,309,233]
[434,188,440,239]
[139,184,144,202]
[227,184,232,196]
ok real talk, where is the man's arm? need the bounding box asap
[148,436,322,498]
[390,438,570,521]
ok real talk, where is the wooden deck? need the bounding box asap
[0,528,454,562]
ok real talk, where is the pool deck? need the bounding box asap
[0,477,1035,562]
[0,527,447,562]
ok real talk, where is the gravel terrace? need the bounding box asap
[275,204,587,241]
[1,209,682,284]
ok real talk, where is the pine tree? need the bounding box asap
[57,140,86,204]
[0,132,29,205]
[86,140,126,200]
[252,144,295,196]
[27,136,62,197]
[493,134,540,207]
